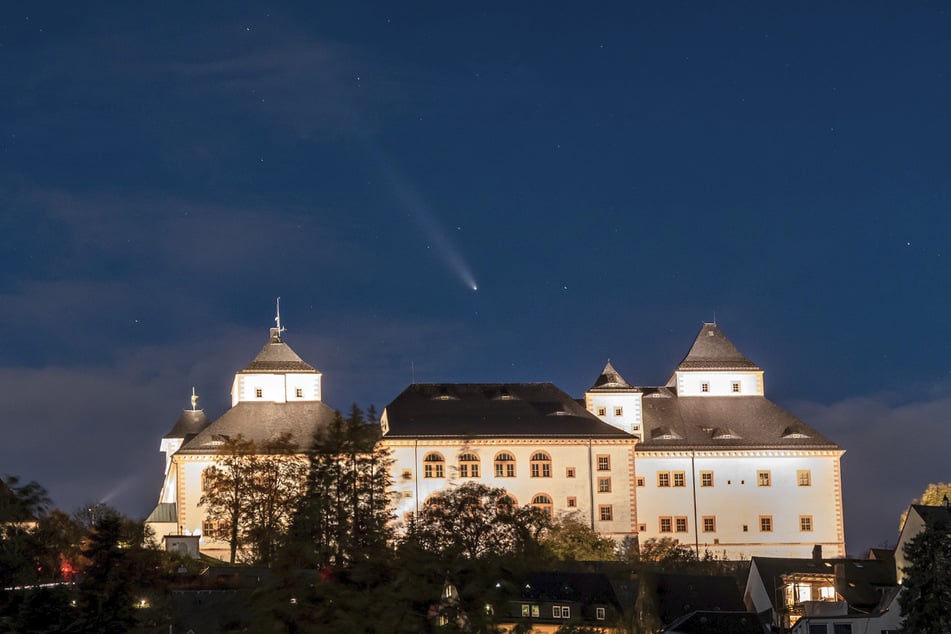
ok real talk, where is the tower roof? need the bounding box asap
[240,328,318,374]
[676,323,761,371]
[589,361,636,391]
[163,409,210,440]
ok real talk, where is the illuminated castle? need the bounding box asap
[148,317,845,560]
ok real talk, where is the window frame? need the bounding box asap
[757,470,772,487]
[675,516,688,533]
[657,472,670,487]
[597,477,611,493]
[700,471,714,487]
[529,452,552,478]
[759,515,773,532]
[458,452,480,478]
[659,516,673,533]
[672,471,686,487]
[797,470,812,487]
[800,515,813,532]
[494,452,516,478]
[423,452,445,479]
[598,505,613,521]
[702,516,716,533]
[596,455,611,471]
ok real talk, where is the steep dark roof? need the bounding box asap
[750,556,897,612]
[519,571,623,609]
[163,409,210,440]
[910,503,951,530]
[654,572,746,625]
[146,502,177,523]
[240,329,317,374]
[178,401,337,453]
[589,361,637,391]
[663,611,764,634]
[676,323,761,371]
[382,383,634,439]
[637,393,839,450]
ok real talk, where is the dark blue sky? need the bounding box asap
[2,3,949,554]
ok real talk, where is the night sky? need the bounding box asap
[2,3,949,555]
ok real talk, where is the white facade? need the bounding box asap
[634,450,844,558]
[385,437,636,540]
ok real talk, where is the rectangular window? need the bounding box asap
[597,455,611,471]
[659,517,673,533]
[760,515,773,532]
[701,382,709,392]
[424,464,433,478]
[566,467,576,478]
[295,387,303,398]
[732,382,741,393]
[798,470,812,487]
[757,471,771,487]
[459,464,468,477]
[700,471,714,487]
[637,523,647,532]
[614,407,623,416]
[599,505,613,521]
[553,606,562,618]
[255,387,263,398]
[567,496,577,508]
[471,464,479,477]
[562,606,570,618]
[657,472,670,487]
[401,469,413,480]
[521,604,530,617]
[832,625,852,634]
[800,515,813,532]
[702,516,716,533]
[596,607,605,620]
[531,605,539,618]
[596,406,606,416]
[598,477,611,493]
[675,517,688,533]
[673,471,686,487]
[636,476,645,487]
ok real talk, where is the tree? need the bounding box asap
[900,482,951,530]
[542,513,617,561]
[898,518,951,633]
[636,537,697,564]
[0,475,52,588]
[200,435,257,563]
[285,407,393,569]
[407,481,550,560]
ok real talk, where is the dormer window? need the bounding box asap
[731,382,741,393]
[255,388,263,398]
[295,388,303,398]
[614,407,623,416]
[701,383,709,393]
[597,407,606,416]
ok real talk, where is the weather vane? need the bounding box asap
[275,297,286,335]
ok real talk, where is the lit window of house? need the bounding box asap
[494,452,516,477]
[596,607,605,620]
[423,453,445,478]
[458,453,480,478]
[530,452,552,478]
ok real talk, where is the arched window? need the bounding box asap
[423,453,445,478]
[497,493,518,513]
[494,452,516,478]
[458,452,480,478]
[531,494,553,517]
[530,452,552,478]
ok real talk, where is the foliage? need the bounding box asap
[898,518,951,633]
[900,482,951,530]
[200,433,306,564]
[636,537,698,564]
[0,475,50,524]
[284,405,393,569]
[72,508,173,632]
[406,481,551,560]
[542,513,617,561]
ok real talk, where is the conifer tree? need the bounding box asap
[899,519,951,633]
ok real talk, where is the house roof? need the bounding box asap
[146,502,177,523]
[178,401,337,453]
[382,383,634,439]
[749,556,897,612]
[519,571,623,609]
[663,610,764,634]
[637,392,839,450]
[239,328,317,374]
[589,361,637,391]
[909,503,951,531]
[653,572,746,625]
[675,323,761,372]
[163,409,210,440]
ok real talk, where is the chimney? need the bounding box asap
[812,544,822,562]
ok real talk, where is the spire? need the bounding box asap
[676,323,760,371]
[190,387,199,411]
[590,360,633,390]
[270,297,286,343]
